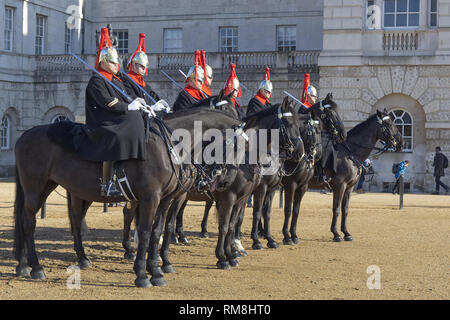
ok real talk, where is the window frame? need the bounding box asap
[1,115,10,150]
[4,6,14,52]
[389,109,413,152]
[429,0,437,28]
[112,30,129,54]
[163,28,183,53]
[35,14,46,55]
[219,27,238,53]
[276,25,296,52]
[64,22,73,54]
[383,0,420,29]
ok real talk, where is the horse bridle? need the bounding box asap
[377,114,400,151]
[277,106,303,160]
[318,101,344,144]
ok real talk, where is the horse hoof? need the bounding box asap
[178,237,189,245]
[135,277,152,288]
[200,232,209,238]
[344,235,353,241]
[283,238,294,245]
[240,250,248,257]
[267,241,279,249]
[252,243,263,250]
[124,252,136,261]
[232,251,241,259]
[170,235,178,244]
[291,237,300,244]
[333,236,343,242]
[16,266,30,278]
[229,259,239,267]
[216,261,231,270]
[78,258,91,269]
[162,264,175,274]
[31,267,46,280]
[150,276,167,287]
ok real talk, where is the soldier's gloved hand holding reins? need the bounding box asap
[151,100,171,113]
[128,98,145,111]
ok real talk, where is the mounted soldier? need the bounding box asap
[121,33,169,112]
[300,73,318,108]
[81,27,147,197]
[200,50,213,97]
[173,50,206,112]
[223,63,244,119]
[246,67,273,117]
[301,73,332,185]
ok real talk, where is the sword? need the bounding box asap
[283,90,308,109]
[70,52,133,103]
[121,71,157,104]
[160,69,184,90]
[178,69,187,78]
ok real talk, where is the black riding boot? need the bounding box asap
[101,161,122,197]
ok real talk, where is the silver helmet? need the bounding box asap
[206,64,213,79]
[307,85,317,98]
[258,79,273,93]
[131,51,149,69]
[186,65,205,83]
[98,46,120,65]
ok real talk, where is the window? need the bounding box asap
[277,26,296,52]
[64,23,73,54]
[51,115,69,123]
[112,30,128,54]
[429,0,437,27]
[1,115,10,150]
[4,7,14,52]
[389,109,413,151]
[163,28,183,53]
[219,27,238,52]
[384,0,420,28]
[35,15,46,55]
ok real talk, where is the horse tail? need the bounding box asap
[13,166,25,261]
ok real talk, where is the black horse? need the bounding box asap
[13,95,241,288]
[196,94,347,250]
[295,109,403,242]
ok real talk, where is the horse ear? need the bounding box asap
[383,108,388,115]
[376,109,382,118]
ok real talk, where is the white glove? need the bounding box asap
[128,98,144,111]
[151,100,171,113]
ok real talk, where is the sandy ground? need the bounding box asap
[0,181,448,300]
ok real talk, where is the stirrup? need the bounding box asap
[101,180,123,197]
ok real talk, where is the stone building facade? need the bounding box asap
[1,0,449,193]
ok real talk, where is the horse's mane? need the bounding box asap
[347,114,377,137]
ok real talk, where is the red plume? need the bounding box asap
[264,67,270,81]
[193,50,201,84]
[300,73,310,104]
[129,33,147,75]
[200,50,207,75]
[224,63,241,98]
[95,27,113,69]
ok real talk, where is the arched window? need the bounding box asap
[1,115,10,150]
[389,109,413,152]
[51,114,69,123]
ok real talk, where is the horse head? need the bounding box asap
[308,93,347,144]
[298,112,321,167]
[376,109,404,152]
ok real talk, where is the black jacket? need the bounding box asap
[433,153,447,177]
[246,96,272,117]
[121,73,161,106]
[173,89,201,113]
[79,72,147,161]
